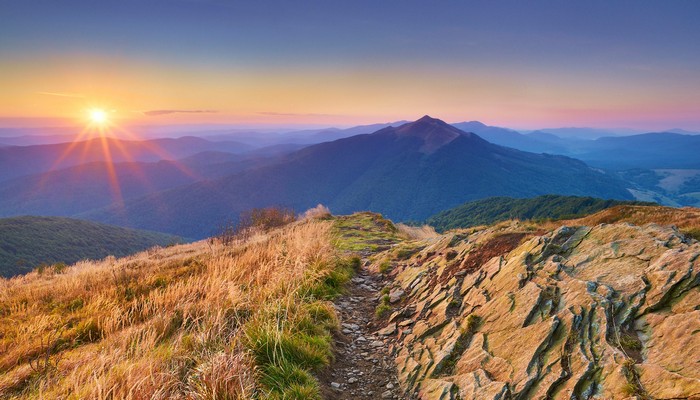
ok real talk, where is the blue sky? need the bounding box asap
[2,0,699,129]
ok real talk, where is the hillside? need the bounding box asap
[0,136,252,183]
[575,132,700,170]
[425,195,652,232]
[0,216,182,277]
[0,152,283,218]
[2,208,698,399]
[0,215,360,399]
[85,116,632,238]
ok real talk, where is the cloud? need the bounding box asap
[38,91,84,98]
[257,111,337,117]
[143,109,218,116]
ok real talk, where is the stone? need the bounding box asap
[389,289,405,303]
[385,221,700,399]
[378,323,397,336]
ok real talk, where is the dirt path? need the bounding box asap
[318,261,403,399]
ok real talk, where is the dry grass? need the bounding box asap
[300,204,332,220]
[395,223,439,240]
[0,219,342,399]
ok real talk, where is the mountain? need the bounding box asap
[527,127,640,139]
[0,149,289,218]
[425,195,653,232]
[572,132,700,170]
[0,216,182,277]
[666,128,700,135]
[86,116,633,238]
[0,161,202,217]
[452,121,566,153]
[0,136,252,182]
[201,122,409,147]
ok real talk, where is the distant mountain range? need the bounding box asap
[0,216,181,277]
[4,116,700,239]
[0,136,254,182]
[453,123,700,170]
[84,116,632,238]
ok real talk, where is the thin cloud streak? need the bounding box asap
[143,109,218,116]
[257,111,339,117]
[37,91,85,98]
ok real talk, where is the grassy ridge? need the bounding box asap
[0,217,366,399]
[425,195,652,232]
[0,216,182,277]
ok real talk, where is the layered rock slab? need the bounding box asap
[382,222,700,399]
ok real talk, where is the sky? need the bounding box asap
[1,0,700,130]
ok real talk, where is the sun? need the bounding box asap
[88,108,109,127]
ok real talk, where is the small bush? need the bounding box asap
[465,314,482,333]
[375,294,392,318]
[242,206,296,232]
[214,206,297,245]
[375,302,392,318]
[378,261,392,274]
[619,333,642,351]
[52,262,68,274]
[301,204,332,220]
[35,263,49,275]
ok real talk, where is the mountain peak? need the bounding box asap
[393,116,465,153]
[416,114,439,123]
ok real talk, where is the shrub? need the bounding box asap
[301,204,332,220]
[619,333,642,351]
[375,294,392,318]
[52,262,68,274]
[214,206,297,245]
[378,260,392,274]
[241,206,296,232]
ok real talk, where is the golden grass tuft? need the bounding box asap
[395,223,439,240]
[0,219,341,399]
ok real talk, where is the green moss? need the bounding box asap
[332,213,401,252]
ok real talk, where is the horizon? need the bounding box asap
[0,116,697,139]
[2,1,700,131]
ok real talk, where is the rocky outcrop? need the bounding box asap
[378,222,700,399]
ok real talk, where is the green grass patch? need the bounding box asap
[378,260,392,274]
[332,212,401,252]
[682,227,700,241]
[375,294,392,318]
[300,257,358,300]
[245,257,360,398]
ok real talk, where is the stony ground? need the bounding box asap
[318,261,404,399]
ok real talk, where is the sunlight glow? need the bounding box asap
[89,108,109,126]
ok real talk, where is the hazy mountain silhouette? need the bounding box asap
[0,136,252,182]
[85,116,632,238]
